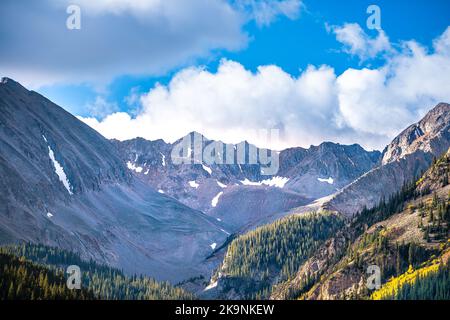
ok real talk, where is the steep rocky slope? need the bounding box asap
[326,103,450,216]
[0,78,228,282]
[382,104,450,164]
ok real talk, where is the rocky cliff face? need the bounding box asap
[382,103,450,165]
[0,78,228,282]
[326,103,450,216]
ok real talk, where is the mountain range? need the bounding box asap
[112,133,380,233]
[0,77,449,298]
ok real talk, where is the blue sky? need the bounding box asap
[231,0,450,74]
[1,0,450,150]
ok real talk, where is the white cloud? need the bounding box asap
[80,60,342,149]
[235,0,302,26]
[0,0,245,88]
[80,26,450,151]
[330,23,392,61]
[337,28,450,138]
[0,0,302,88]
[434,26,450,54]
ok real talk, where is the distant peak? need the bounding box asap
[418,102,450,126]
[381,101,450,165]
[1,77,12,84]
[186,131,205,138]
[0,77,26,91]
[428,102,450,114]
[434,102,449,108]
[2,77,15,84]
[319,141,339,147]
[309,141,340,151]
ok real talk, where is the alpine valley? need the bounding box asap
[0,77,449,300]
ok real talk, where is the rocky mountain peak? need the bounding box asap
[0,77,29,95]
[325,102,450,216]
[1,77,16,85]
[382,103,450,165]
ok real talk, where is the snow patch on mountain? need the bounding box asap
[262,176,290,188]
[240,178,264,186]
[44,136,73,195]
[204,280,218,291]
[240,176,289,188]
[127,161,143,173]
[189,180,200,188]
[202,164,212,175]
[217,181,227,188]
[318,177,334,184]
[211,191,223,207]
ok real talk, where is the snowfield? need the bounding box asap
[202,164,212,175]
[318,177,334,184]
[211,191,223,207]
[240,176,289,188]
[189,180,200,188]
[127,161,143,173]
[44,136,73,195]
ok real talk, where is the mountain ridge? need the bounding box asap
[113,132,380,233]
[324,102,450,216]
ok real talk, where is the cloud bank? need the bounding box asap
[0,0,301,88]
[81,26,450,151]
